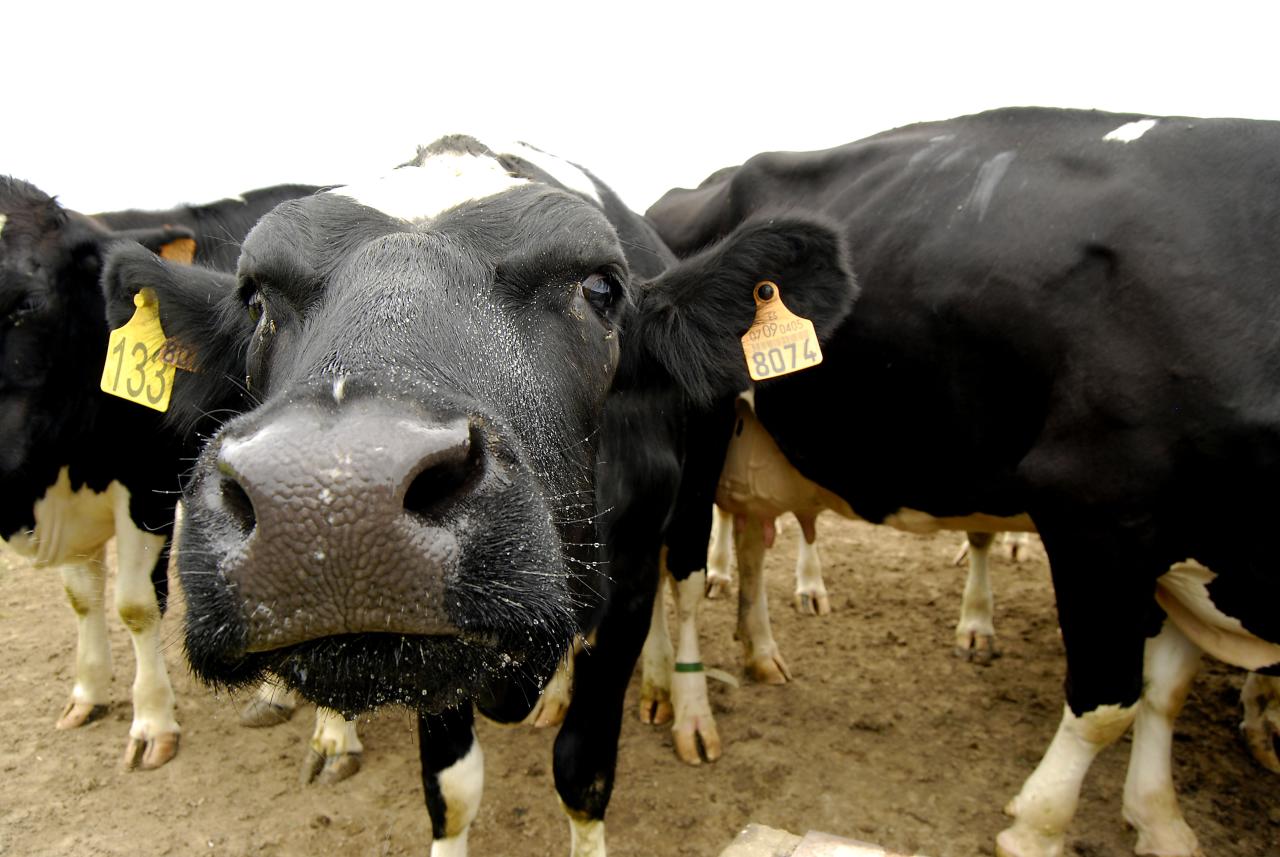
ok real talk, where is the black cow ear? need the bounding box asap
[617,215,858,404]
[112,225,197,259]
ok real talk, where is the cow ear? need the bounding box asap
[616,215,858,404]
[101,241,252,433]
[111,225,197,260]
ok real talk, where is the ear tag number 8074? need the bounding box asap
[741,281,823,381]
[100,288,176,412]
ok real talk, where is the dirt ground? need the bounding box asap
[1,517,1277,857]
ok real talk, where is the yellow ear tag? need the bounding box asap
[100,288,176,412]
[741,281,823,381]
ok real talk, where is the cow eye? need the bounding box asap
[244,284,265,324]
[580,273,618,314]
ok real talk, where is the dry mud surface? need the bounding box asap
[1,518,1276,856]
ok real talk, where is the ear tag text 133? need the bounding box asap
[741,281,823,381]
[100,288,179,412]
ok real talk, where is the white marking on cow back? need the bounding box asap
[332,152,528,224]
[1104,118,1158,143]
[1156,560,1280,669]
[967,151,1016,221]
[490,140,603,205]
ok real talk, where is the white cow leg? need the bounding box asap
[670,552,721,764]
[735,515,791,684]
[56,549,113,729]
[564,808,606,857]
[792,513,829,616]
[421,712,483,857]
[638,571,674,725]
[955,531,998,663]
[1122,620,1202,856]
[300,707,364,784]
[1240,671,1280,773]
[705,504,734,598]
[527,638,579,728]
[239,674,299,727]
[112,487,179,770]
[998,702,1137,857]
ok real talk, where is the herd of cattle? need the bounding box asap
[3,107,1279,857]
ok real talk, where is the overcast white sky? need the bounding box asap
[6,1,1278,215]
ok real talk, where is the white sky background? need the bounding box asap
[6,1,1278,215]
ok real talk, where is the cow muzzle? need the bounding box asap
[197,398,483,651]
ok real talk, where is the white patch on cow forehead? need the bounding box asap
[330,152,528,224]
[488,140,603,204]
[1103,118,1158,143]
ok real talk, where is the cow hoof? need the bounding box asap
[954,632,999,665]
[300,747,363,785]
[794,590,831,616]
[238,698,296,728]
[1124,810,1201,857]
[673,716,722,765]
[56,699,109,730]
[705,573,732,599]
[122,731,180,770]
[995,825,1064,857]
[745,651,792,684]
[639,694,673,726]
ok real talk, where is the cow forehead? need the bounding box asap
[328,139,602,225]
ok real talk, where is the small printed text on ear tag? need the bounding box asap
[741,281,823,381]
[100,288,178,412]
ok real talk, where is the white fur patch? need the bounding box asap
[5,467,115,565]
[1156,561,1280,669]
[491,141,603,205]
[1104,119,1158,143]
[332,152,527,224]
[0,213,8,237]
[436,734,484,839]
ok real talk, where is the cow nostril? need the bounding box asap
[403,425,483,521]
[219,475,257,536]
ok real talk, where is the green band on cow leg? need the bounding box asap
[674,662,704,673]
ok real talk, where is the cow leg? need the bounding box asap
[1003,531,1033,562]
[554,552,662,856]
[419,705,483,857]
[735,515,791,684]
[998,702,1137,857]
[56,549,113,729]
[1122,619,1202,857]
[792,513,829,616]
[1240,672,1280,773]
[955,531,998,664]
[705,504,734,598]
[300,708,364,785]
[528,637,581,728]
[112,488,179,770]
[638,576,674,725]
[239,675,299,727]
[668,552,723,764]
[997,529,1152,857]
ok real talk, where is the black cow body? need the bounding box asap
[0,176,316,769]
[102,136,855,855]
[646,107,1280,857]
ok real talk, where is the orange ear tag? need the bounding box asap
[740,281,823,381]
[100,288,177,412]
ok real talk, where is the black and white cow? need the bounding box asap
[0,177,317,769]
[101,136,855,855]
[645,107,1280,857]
